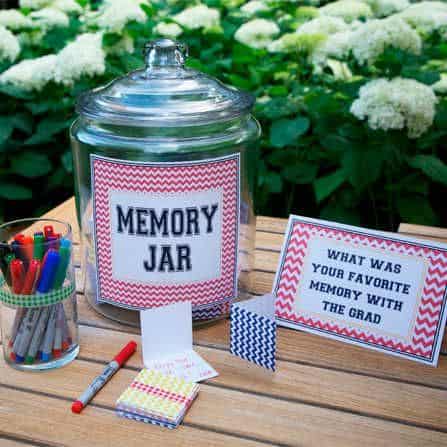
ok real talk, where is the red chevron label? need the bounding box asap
[91,154,240,310]
[273,216,447,366]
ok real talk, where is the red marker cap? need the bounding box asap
[44,225,54,240]
[71,400,84,414]
[114,340,137,366]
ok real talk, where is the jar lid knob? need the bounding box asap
[144,38,188,72]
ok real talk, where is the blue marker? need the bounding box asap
[36,249,60,293]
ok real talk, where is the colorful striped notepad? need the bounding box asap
[116,369,200,429]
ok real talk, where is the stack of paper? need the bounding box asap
[116,369,199,429]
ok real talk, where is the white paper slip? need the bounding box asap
[140,301,218,382]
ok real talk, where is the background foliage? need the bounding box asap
[1,0,447,230]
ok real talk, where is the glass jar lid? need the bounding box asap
[76,39,255,127]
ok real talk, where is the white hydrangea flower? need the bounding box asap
[311,16,421,67]
[240,1,269,15]
[234,18,279,49]
[0,10,33,30]
[319,0,373,23]
[350,17,421,65]
[174,4,220,30]
[395,1,447,33]
[268,33,301,52]
[361,0,409,17]
[296,16,349,36]
[19,0,50,9]
[54,33,105,85]
[268,32,325,53]
[0,54,56,90]
[432,73,447,94]
[326,59,352,80]
[311,29,354,67]
[30,7,70,28]
[154,22,183,38]
[51,0,83,13]
[0,26,20,62]
[350,78,438,138]
[92,0,147,33]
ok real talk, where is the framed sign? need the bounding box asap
[273,216,447,366]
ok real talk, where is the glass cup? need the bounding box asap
[0,218,79,371]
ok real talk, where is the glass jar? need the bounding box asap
[0,218,79,371]
[70,39,261,326]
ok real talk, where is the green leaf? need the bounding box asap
[12,113,33,134]
[408,155,447,186]
[140,3,156,16]
[282,162,318,184]
[435,100,447,128]
[320,201,361,226]
[269,117,310,148]
[0,183,32,200]
[397,195,440,226]
[267,85,288,97]
[264,172,283,193]
[232,43,257,64]
[0,84,34,100]
[103,32,122,46]
[320,134,349,153]
[226,74,252,91]
[0,117,14,144]
[10,152,52,178]
[25,115,71,145]
[342,146,384,191]
[401,67,441,85]
[61,151,73,173]
[314,169,347,203]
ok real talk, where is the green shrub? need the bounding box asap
[0,0,447,230]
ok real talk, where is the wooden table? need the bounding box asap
[1,198,447,447]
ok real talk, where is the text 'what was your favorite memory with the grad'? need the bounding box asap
[274,216,447,366]
[309,247,415,326]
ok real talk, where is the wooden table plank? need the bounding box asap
[1,357,446,447]
[0,439,40,447]
[74,292,447,390]
[73,324,447,431]
[0,387,265,447]
[398,224,447,242]
[193,319,447,389]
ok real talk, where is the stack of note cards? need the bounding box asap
[116,369,199,429]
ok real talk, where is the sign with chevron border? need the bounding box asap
[230,294,276,371]
[90,153,240,311]
[273,216,447,366]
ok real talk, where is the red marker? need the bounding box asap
[10,259,25,294]
[21,259,41,295]
[71,341,137,414]
[44,225,54,240]
[21,236,34,263]
[13,234,25,244]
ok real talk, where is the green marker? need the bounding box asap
[33,233,45,260]
[3,253,15,286]
[53,239,71,288]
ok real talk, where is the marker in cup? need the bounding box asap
[25,308,50,364]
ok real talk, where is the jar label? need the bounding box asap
[91,153,240,310]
